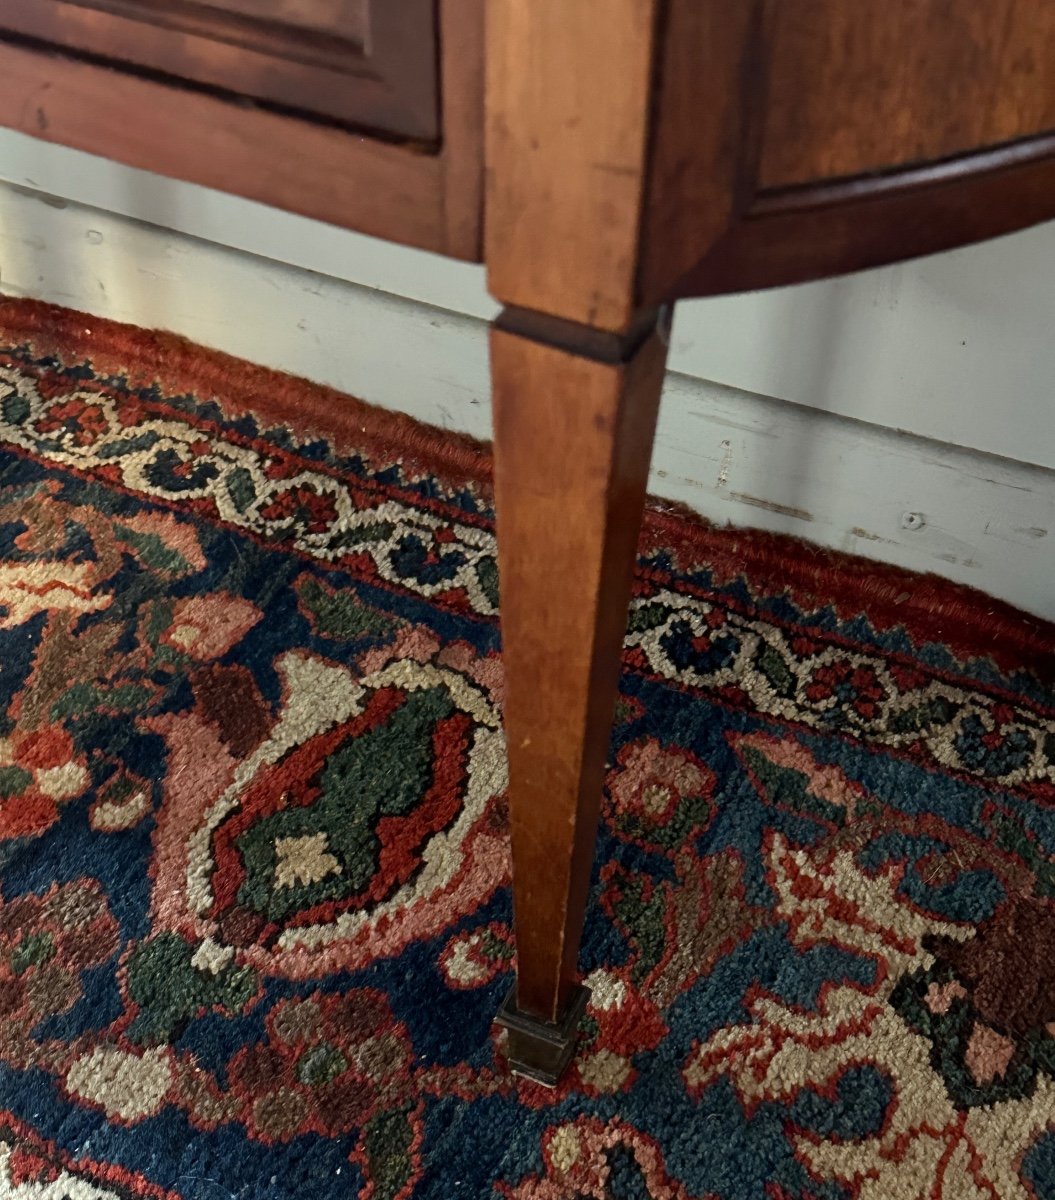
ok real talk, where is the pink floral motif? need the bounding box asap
[112,509,207,573]
[732,730,869,824]
[357,625,443,674]
[437,640,505,708]
[161,593,262,660]
[228,989,414,1140]
[605,738,715,851]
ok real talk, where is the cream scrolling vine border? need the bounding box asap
[0,361,1051,793]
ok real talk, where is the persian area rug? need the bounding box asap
[0,297,1053,1200]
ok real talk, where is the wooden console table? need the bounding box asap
[3,0,1054,1085]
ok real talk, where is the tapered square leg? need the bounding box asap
[489,310,668,1083]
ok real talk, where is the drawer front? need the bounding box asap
[0,0,438,140]
[639,0,1055,306]
[759,0,1055,190]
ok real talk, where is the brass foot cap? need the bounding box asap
[494,982,590,1087]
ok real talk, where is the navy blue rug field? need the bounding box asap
[0,298,1053,1199]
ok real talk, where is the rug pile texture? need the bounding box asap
[0,299,1053,1199]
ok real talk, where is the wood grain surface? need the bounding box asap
[759,0,1055,188]
[485,0,661,332]
[490,322,668,1022]
[636,0,1055,303]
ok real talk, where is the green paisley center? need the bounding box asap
[235,686,456,923]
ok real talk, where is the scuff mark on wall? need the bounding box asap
[850,527,895,544]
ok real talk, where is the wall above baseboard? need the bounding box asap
[1,179,1052,619]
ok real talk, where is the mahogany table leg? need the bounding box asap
[490,307,668,1085]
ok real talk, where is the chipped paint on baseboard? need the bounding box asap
[728,493,814,522]
[716,439,733,488]
[850,527,895,544]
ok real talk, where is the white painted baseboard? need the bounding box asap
[1,181,1052,619]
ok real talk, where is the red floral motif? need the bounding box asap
[34,398,109,446]
[0,725,90,842]
[228,989,415,1141]
[258,483,340,534]
[804,660,886,720]
[572,975,667,1098]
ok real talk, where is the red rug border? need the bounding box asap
[1,296,1051,678]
